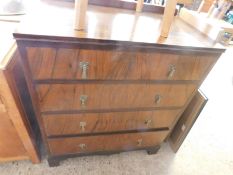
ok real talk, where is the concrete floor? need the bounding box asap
[0,48,233,175]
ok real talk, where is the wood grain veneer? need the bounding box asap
[26,47,218,81]
[43,110,180,136]
[13,2,225,49]
[0,109,28,160]
[0,45,40,163]
[36,83,196,112]
[48,130,169,156]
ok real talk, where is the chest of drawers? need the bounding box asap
[14,36,223,166]
[12,0,227,167]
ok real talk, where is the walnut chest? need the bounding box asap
[13,4,225,167]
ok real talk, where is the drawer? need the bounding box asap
[43,110,180,136]
[26,47,217,81]
[48,130,169,156]
[37,84,196,112]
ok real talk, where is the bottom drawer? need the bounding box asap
[48,131,169,156]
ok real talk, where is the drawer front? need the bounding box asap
[48,131,169,155]
[26,47,217,81]
[43,110,180,136]
[37,84,196,112]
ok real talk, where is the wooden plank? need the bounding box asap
[198,0,215,13]
[177,0,193,4]
[169,90,208,152]
[0,47,40,163]
[160,0,177,38]
[0,156,29,163]
[74,0,88,30]
[0,105,28,162]
[0,70,40,163]
[136,0,144,12]
[179,8,214,37]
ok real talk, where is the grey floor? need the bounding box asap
[0,48,233,175]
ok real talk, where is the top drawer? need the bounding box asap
[26,47,217,81]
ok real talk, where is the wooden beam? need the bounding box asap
[197,0,205,13]
[136,0,144,12]
[177,0,193,4]
[74,0,89,30]
[169,90,208,152]
[160,0,177,38]
[207,2,216,17]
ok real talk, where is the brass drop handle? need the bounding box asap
[80,121,87,132]
[155,94,161,105]
[167,65,176,78]
[80,95,88,107]
[79,61,89,79]
[144,119,152,126]
[79,143,86,150]
[137,139,143,146]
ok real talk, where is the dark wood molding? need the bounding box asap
[41,106,182,115]
[47,128,169,139]
[42,107,181,115]
[16,42,52,155]
[47,144,161,167]
[34,79,199,85]
[147,145,160,155]
[13,38,225,55]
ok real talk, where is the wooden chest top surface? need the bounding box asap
[13,1,225,52]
